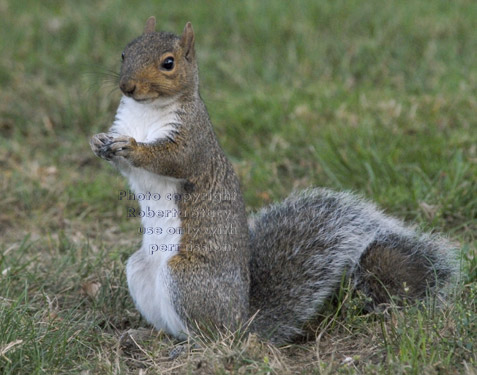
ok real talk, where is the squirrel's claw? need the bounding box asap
[90,133,114,160]
[90,133,137,161]
[107,136,138,158]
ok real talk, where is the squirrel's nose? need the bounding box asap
[120,80,136,96]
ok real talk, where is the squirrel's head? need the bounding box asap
[119,17,197,102]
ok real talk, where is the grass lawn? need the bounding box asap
[0,0,476,373]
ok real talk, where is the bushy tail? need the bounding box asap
[354,231,457,308]
[248,188,458,345]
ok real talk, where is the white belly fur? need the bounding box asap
[110,96,187,337]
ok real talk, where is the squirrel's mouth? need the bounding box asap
[133,97,155,103]
[126,92,160,104]
[120,79,160,103]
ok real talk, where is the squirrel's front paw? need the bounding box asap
[90,133,114,160]
[90,134,138,161]
[107,136,138,159]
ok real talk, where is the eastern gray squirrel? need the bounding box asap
[90,17,458,345]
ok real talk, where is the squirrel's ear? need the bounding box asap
[180,22,195,61]
[143,16,156,34]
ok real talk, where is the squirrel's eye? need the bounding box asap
[121,52,125,61]
[161,57,174,71]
